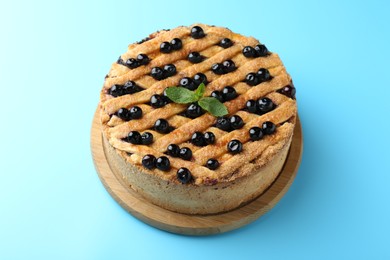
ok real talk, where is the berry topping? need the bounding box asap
[177,168,192,184]
[109,84,123,97]
[193,73,208,85]
[222,60,236,73]
[245,73,260,86]
[245,99,257,113]
[125,58,139,69]
[117,56,124,65]
[156,156,171,171]
[216,116,232,131]
[170,38,182,50]
[179,147,192,160]
[249,127,264,141]
[227,139,243,154]
[219,38,233,48]
[257,68,272,82]
[278,85,296,99]
[254,44,269,57]
[154,119,170,133]
[206,159,220,170]
[150,94,166,108]
[129,106,143,119]
[242,46,256,58]
[191,132,206,147]
[211,63,225,75]
[163,64,177,77]
[230,115,244,129]
[141,132,153,145]
[221,86,237,101]
[257,97,274,114]
[262,121,276,135]
[127,131,142,144]
[180,77,196,90]
[160,41,172,53]
[136,53,150,65]
[167,144,180,157]
[186,103,203,118]
[142,154,156,170]
[204,132,216,144]
[188,52,203,63]
[151,67,165,80]
[211,90,223,102]
[123,81,142,94]
[190,26,206,39]
[116,108,131,121]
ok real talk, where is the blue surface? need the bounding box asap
[1,0,390,259]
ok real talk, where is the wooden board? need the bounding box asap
[90,109,303,236]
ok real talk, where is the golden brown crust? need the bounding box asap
[99,23,297,186]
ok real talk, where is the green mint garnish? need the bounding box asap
[165,83,228,117]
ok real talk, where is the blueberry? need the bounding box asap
[257,68,271,82]
[162,88,172,103]
[116,108,131,121]
[230,115,244,129]
[160,41,172,53]
[141,132,153,145]
[156,156,171,171]
[123,81,142,94]
[246,99,257,113]
[245,72,260,86]
[154,119,170,133]
[109,84,123,97]
[142,154,156,170]
[219,38,233,48]
[137,53,150,65]
[129,106,142,119]
[278,85,296,99]
[186,103,203,118]
[179,147,192,160]
[211,90,224,102]
[221,86,237,101]
[188,52,203,63]
[180,77,196,90]
[262,121,276,135]
[150,94,166,108]
[222,60,236,73]
[227,139,243,154]
[242,46,256,58]
[254,44,269,57]
[211,63,225,75]
[249,127,264,141]
[127,131,142,144]
[170,38,182,50]
[125,58,139,69]
[191,132,206,147]
[257,97,274,114]
[206,159,220,170]
[204,132,216,144]
[216,116,232,131]
[151,67,165,80]
[190,26,205,39]
[177,167,192,184]
[163,64,176,77]
[193,73,207,85]
[167,144,180,157]
[117,56,124,65]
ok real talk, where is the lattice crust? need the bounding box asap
[99,24,297,185]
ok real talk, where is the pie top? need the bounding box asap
[99,24,297,186]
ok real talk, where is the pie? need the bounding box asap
[99,24,297,215]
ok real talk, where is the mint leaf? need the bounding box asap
[165,87,199,104]
[194,83,206,100]
[198,97,228,117]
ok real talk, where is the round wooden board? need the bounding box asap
[90,109,303,236]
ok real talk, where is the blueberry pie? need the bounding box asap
[99,24,297,214]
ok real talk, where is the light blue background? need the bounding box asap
[1,0,389,259]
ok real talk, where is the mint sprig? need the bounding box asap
[165,83,228,117]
